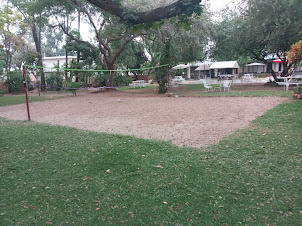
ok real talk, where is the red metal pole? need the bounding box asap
[22,65,31,121]
[167,65,170,97]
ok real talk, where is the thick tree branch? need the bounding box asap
[72,0,110,54]
[110,32,147,64]
[57,20,99,56]
[86,0,202,25]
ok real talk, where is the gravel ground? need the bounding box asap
[0,91,288,148]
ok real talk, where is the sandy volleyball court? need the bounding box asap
[0,91,287,148]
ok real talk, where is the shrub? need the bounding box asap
[46,72,64,91]
[113,73,132,87]
[294,85,302,94]
[4,71,22,93]
[0,88,6,96]
[65,82,80,96]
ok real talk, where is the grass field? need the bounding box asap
[1,99,301,224]
[0,96,63,107]
[182,84,294,98]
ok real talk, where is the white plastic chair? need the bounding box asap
[223,80,232,92]
[201,79,213,92]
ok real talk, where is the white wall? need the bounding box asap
[43,56,77,73]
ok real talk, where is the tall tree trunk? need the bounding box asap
[106,64,115,87]
[32,19,45,91]
[8,53,12,72]
[280,60,292,77]
[65,14,69,80]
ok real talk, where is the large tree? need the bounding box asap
[0,4,25,72]
[54,0,147,87]
[210,0,302,77]
[86,0,202,25]
[11,0,51,91]
[241,0,302,77]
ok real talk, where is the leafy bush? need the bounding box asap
[65,82,80,96]
[0,88,6,96]
[4,71,22,93]
[46,72,64,91]
[158,80,168,93]
[113,73,132,87]
[294,85,302,94]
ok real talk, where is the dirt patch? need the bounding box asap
[0,90,288,148]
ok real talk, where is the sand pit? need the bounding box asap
[0,92,287,148]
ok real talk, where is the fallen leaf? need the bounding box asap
[128,211,134,218]
[106,169,110,173]
[46,222,53,225]
[96,208,100,210]
[24,205,29,209]
[83,176,88,181]
[163,201,168,204]
[91,149,95,151]
[156,165,164,168]
[31,206,37,210]
[120,221,124,223]
[169,206,173,210]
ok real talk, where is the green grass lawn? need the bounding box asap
[180,84,294,98]
[0,100,301,225]
[0,96,62,107]
[183,90,294,97]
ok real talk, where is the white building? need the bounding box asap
[42,56,77,75]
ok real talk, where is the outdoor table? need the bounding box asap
[218,74,233,81]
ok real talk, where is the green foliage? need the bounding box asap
[0,48,5,75]
[210,0,302,72]
[243,0,302,59]
[154,42,169,93]
[46,72,64,91]
[113,73,132,86]
[0,4,26,71]
[43,26,65,57]
[210,17,251,64]
[65,82,80,95]
[117,41,148,74]
[294,85,302,94]
[0,88,7,96]
[4,71,22,93]
[65,32,98,66]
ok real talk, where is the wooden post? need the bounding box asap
[22,65,31,121]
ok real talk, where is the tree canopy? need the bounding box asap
[86,0,202,25]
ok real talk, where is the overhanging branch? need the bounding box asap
[86,0,202,25]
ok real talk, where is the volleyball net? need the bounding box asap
[23,63,171,92]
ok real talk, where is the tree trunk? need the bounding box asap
[267,62,277,80]
[106,64,115,87]
[280,61,292,77]
[32,20,45,91]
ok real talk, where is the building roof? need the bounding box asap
[43,56,77,60]
[209,61,240,69]
[246,62,266,66]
